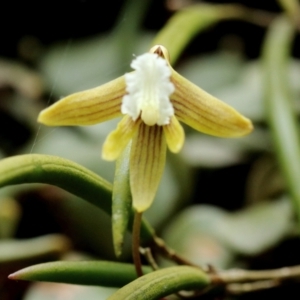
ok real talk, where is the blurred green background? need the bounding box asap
[1,0,300,299]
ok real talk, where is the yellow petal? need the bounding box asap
[171,70,253,137]
[38,76,126,126]
[102,116,141,161]
[163,116,185,153]
[130,123,166,212]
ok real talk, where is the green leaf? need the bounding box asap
[217,197,293,255]
[0,154,154,242]
[262,16,300,222]
[107,266,210,300]
[162,199,293,267]
[0,234,70,266]
[112,143,132,257]
[9,260,152,287]
[0,154,112,211]
[153,4,246,64]
[162,205,234,269]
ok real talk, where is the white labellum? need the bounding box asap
[121,53,175,126]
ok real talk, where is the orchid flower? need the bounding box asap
[38,45,253,212]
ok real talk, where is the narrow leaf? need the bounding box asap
[0,154,112,212]
[107,266,210,300]
[9,260,152,287]
[0,154,154,242]
[112,143,132,257]
[262,17,300,222]
[153,4,246,64]
[0,234,70,266]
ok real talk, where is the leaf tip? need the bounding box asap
[8,271,20,281]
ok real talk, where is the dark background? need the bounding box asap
[0,0,286,59]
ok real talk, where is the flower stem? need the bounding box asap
[132,211,143,277]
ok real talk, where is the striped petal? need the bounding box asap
[163,116,185,153]
[38,76,125,126]
[102,116,141,161]
[171,70,253,138]
[130,123,166,212]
